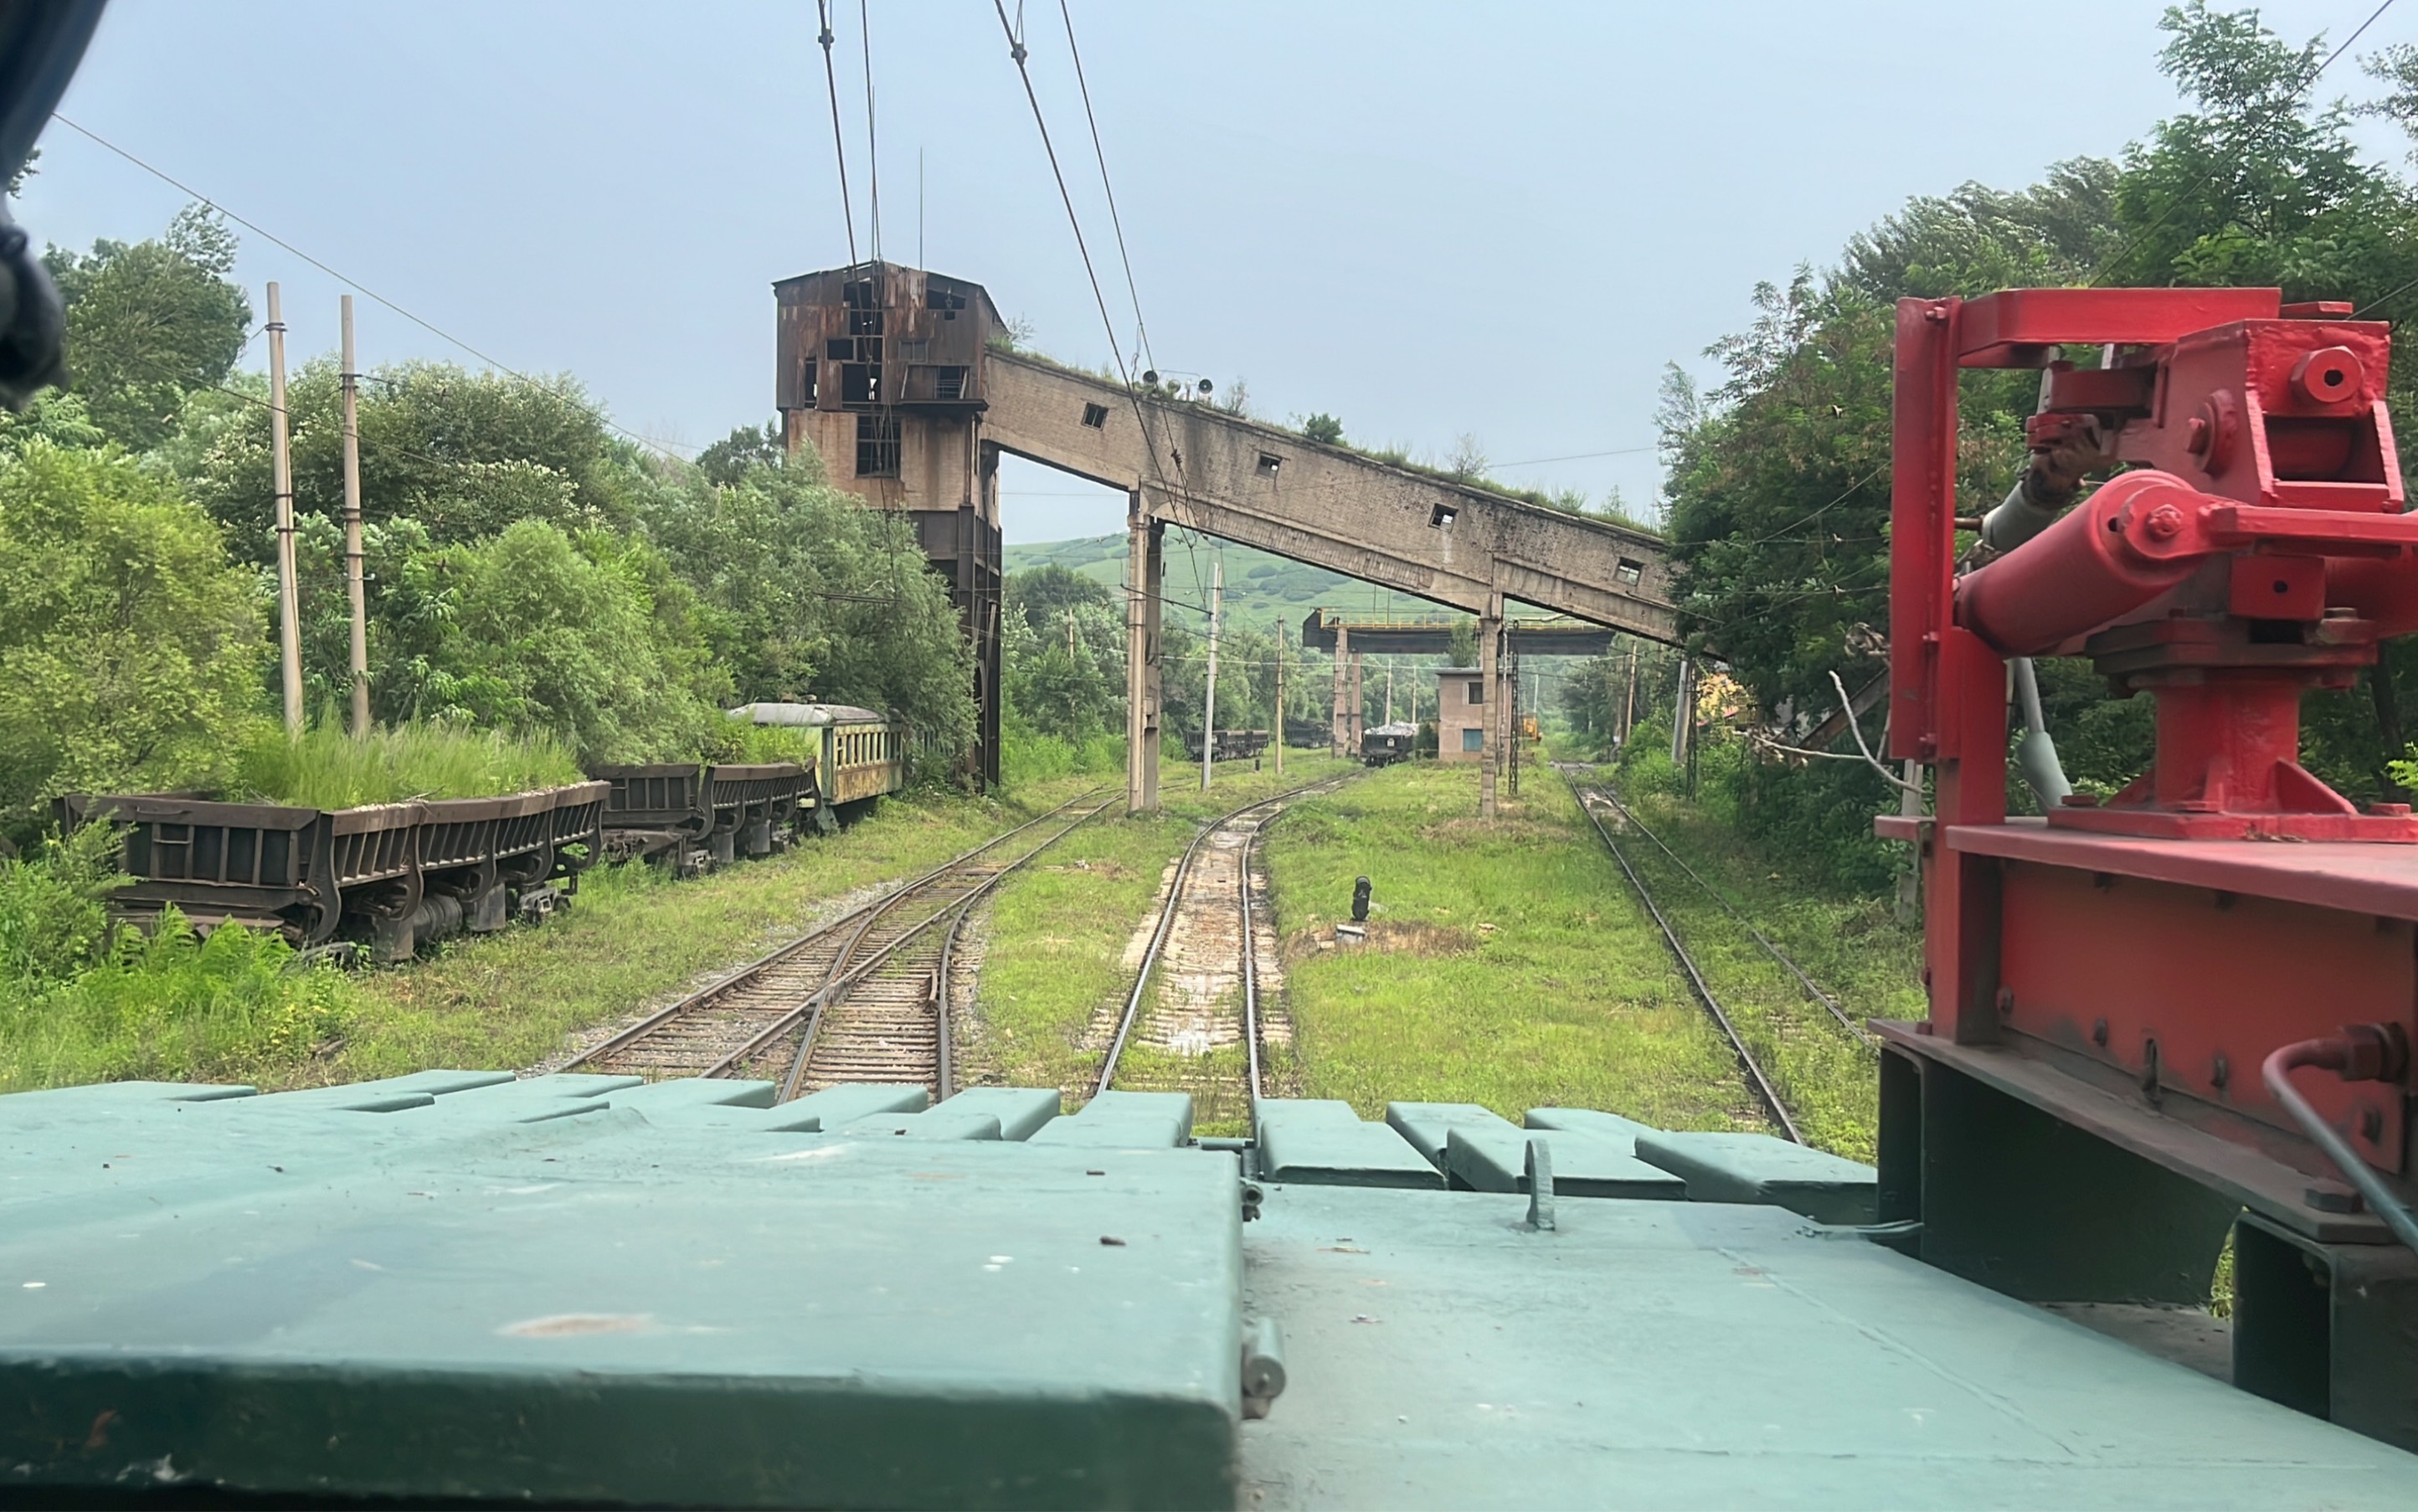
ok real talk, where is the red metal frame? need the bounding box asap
[1888,286,2418,1185]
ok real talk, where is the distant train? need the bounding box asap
[1183,728,1273,763]
[1361,721,1419,767]
[723,702,908,812]
[59,703,913,964]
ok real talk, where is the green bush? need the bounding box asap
[0,912,354,1093]
[0,825,116,991]
[0,443,266,841]
[379,519,729,764]
[233,722,586,809]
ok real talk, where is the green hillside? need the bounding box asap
[1004,533,1453,635]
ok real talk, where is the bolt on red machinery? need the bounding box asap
[1880,286,2418,1449]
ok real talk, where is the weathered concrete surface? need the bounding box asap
[985,351,1678,640]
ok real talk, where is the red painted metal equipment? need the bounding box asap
[1878,286,2418,1449]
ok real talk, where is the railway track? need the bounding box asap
[1556,763,1811,1143]
[566,791,1110,1099]
[1093,775,1355,1128]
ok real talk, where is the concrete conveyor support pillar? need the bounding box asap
[1349,654,1365,754]
[1127,502,1164,815]
[1331,625,1351,759]
[1479,598,1503,819]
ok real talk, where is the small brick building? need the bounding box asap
[1433,666,1488,763]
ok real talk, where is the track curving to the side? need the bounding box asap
[567,792,1109,1100]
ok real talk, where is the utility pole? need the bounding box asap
[339,296,370,736]
[1384,658,1395,726]
[1272,622,1285,777]
[266,282,303,738]
[1622,643,1639,747]
[1201,560,1222,790]
[1670,655,1694,766]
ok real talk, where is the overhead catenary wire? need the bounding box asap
[1057,0,1155,381]
[858,0,882,262]
[49,113,692,460]
[985,0,1186,512]
[815,1,860,271]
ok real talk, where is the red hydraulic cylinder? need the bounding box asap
[1955,471,2215,658]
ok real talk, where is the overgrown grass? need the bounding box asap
[1596,779,1921,1161]
[1,915,352,1092]
[1265,762,1762,1132]
[234,721,586,808]
[1001,728,1128,787]
[959,753,1359,1107]
[1,827,356,1092]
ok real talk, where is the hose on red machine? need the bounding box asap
[2261,1026,2418,1254]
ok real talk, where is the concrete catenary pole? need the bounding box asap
[339,296,370,735]
[1670,655,1695,765]
[1272,622,1284,777]
[1479,596,1502,818]
[266,282,303,738]
[1330,625,1350,758]
[1200,561,1222,790]
[1622,642,1639,746]
[1125,504,1164,814]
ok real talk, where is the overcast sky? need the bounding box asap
[21,0,2414,544]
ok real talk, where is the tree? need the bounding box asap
[1003,566,1123,743]
[43,206,251,450]
[697,420,789,486]
[182,359,643,563]
[1302,413,1343,445]
[375,518,727,765]
[2107,3,2412,304]
[0,444,265,836]
[636,465,975,763]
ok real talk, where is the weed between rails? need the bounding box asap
[1263,764,1761,1132]
[958,755,1360,1109]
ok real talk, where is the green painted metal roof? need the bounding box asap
[0,1075,1239,1509]
[5,1073,2415,1507]
[1240,1184,2418,1509]
[1633,1129,1880,1226]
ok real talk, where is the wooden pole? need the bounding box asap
[340,296,370,735]
[1201,560,1222,790]
[266,282,303,738]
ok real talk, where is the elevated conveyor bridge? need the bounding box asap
[776,261,1676,812]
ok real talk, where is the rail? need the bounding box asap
[1556,764,1803,1143]
[1582,782,1869,1044]
[563,790,1104,1087]
[1095,774,1356,1103]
